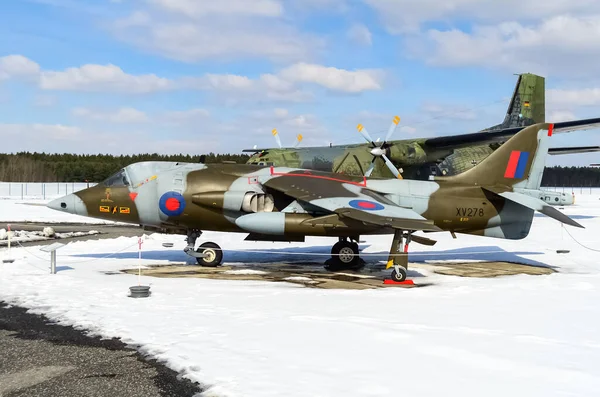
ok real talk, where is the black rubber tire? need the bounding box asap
[391,267,407,282]
[332,241,359,264]
[196,242,223,267]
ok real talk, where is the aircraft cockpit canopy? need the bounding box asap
[104,169,130,187]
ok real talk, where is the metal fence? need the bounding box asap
[0,182,98,200]
[543,186,600,195]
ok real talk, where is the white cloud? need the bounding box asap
[288,0,348,12]
[112,1,322,63]
[548,88,600,107]
[40,64,171,93]
[0,123,222,154]
[0,55,382,103]
[279,63,383,93]
[548,110,576,122]
[149,0,283,18]
[0,55,40,80]
[72,107,213,125]
[363,0,600,33]
[72,107,150,123]
[409,15,600,77]
[347,24,372,46]
[0,123,83,142]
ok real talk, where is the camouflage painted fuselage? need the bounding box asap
[59,162,532,240]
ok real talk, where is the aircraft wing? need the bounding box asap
[548,146,600,155]
[262,171,441,231]
[424,117,600,149]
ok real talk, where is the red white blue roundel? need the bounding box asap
[159,191,186,216]
[348,199,384,211]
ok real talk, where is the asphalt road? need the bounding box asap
[0,302,204,397]
[1,223,203,396]
[2,222,144,247]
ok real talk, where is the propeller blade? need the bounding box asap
[293,134,303,148]
[364,157,377,177]
[384,115,400,143]
[357,123,375,145]
[382,154,402,179]
[272,128,282,148]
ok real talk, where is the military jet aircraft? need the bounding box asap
[48,122,581,282]
[244,73,600,181]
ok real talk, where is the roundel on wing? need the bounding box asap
[348,199,384,211]
[159,191,186,216]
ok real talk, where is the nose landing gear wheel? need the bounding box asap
[196,242,223,267]
[391,266,407,282]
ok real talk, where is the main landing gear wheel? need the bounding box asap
[325,239,364,271]
[391,266,407,282]
[196,242,223,267]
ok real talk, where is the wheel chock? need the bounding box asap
[383,279,415,286]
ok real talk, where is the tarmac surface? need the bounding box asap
[0,222,142,247]
[0,302,204,397]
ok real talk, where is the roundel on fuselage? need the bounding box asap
[159,191,186,216]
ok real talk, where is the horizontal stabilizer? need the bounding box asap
[336,208,442,231]
[549,146,600,155]
[486,189,584,228]
[425,117,600,149]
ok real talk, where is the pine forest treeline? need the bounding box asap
[0,152,250,182]
[0,152,598,187]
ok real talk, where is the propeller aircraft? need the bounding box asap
[48,122,582,282]
[245,73,600,182]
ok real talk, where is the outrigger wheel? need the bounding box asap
[195,242,223,267]
[390,266,407,282]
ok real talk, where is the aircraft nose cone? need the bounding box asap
[47,194,88,216]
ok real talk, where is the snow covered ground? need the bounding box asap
[1,195,600,396]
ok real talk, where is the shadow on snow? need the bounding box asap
[70,244,551,269]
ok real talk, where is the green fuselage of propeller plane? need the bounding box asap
[244,73,600,181]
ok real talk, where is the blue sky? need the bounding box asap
[0,0,599,166]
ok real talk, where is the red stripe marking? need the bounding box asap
[129,192,138,201]
[504,151,521,178]
[269,166,367,187]
[548,123,554,136]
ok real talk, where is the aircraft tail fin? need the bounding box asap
[438,122,552,190]
[484,73,545,131]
